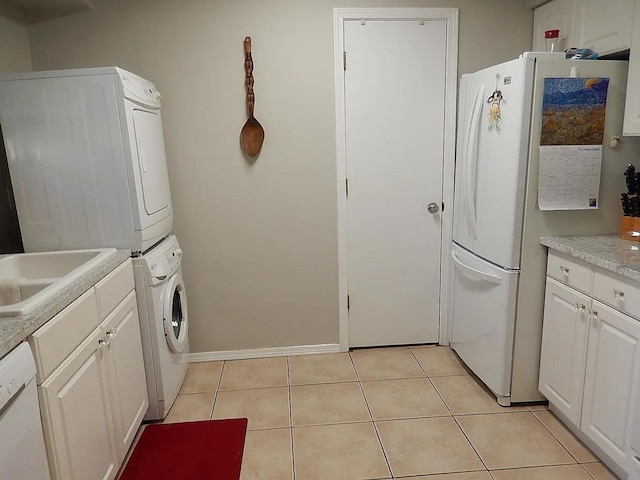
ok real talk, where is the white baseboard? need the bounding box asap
[188,343,342,362]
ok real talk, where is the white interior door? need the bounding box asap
[344,18,446,347]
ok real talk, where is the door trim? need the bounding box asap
[333,8,459,350]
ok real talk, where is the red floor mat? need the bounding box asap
[119,418,248,480]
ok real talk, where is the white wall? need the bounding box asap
[25,0,533,353]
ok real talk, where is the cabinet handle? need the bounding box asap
[106,329,117,339]
[98,337,110,348]
[559,266,570,275]
[575,303,587,313]
[613,288,625,299]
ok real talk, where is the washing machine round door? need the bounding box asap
[163,273,188,353]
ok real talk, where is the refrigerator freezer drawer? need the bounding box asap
[450,243,519,404]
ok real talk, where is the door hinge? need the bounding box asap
[347,294,350,310]
[345,178,349,197]
[343,51,347,70]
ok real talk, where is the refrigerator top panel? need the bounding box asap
[453,57,535,270]
[520,52,567,61]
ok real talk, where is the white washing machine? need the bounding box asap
[133,235,189,420]
[0,67,172,254]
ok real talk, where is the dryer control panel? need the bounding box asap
[119,70,161,108]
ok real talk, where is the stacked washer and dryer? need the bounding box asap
[0,67,189,420]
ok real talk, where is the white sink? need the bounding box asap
[0,249,118,317]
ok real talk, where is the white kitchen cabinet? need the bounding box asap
[32,259,147,480]
[533,0,634,56]
[581,299,640,469]
[540,251,640,478]
[574,0,635,55]
[533,0,576,53]
[39,328,119,480]
[624,0,640,135]
[539,277,590,425]
[101,291,148,459]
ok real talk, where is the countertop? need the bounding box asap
[0,249,131,359]
[540,235,640,282]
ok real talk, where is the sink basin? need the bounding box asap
[0,249,118,316]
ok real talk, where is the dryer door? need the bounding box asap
[132,109,172,216]
[163,274,188,353]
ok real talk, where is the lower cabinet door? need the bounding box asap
[39,328,118,480]
[102,291,149,461]
[539,278,591,425]
[581,300,640,469]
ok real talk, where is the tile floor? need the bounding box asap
[148,346,622,479]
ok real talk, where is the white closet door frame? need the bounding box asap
[333,7,459,350]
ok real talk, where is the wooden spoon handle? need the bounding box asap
[244,36,255,118]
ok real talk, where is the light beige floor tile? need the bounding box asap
[213,387,290,430]
[456,412,575,470]
[291,382,370,426]
[293,422,390,480]
[431,375,526,415]
[163,393,214,423]
[376,416,484,477]
[219,357,288,391]
[240,428,293,480]
[581,462,621,480]
[361,378,449,420]
[490,464,594,480]
[288,352,357,385]
[350,347,425,381]
[533,410,599,463]
[528,403,550,412]
[405,473,492,480]
[411,346,468,376]
[179,361,223,394]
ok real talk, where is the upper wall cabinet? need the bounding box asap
[533,0,576,53]
[574,0,635,56]
[624,0,640,135]
[533,0,634,56]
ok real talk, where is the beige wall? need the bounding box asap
[26,0,533,353]
[0,13,32,73]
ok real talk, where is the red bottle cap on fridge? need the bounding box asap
[545,29,560,38]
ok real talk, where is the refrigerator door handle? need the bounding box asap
[464,83,485,240]
[451,249,502,285]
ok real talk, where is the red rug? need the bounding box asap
[119,418,248,480]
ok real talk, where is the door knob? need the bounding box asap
[427,202,440,214]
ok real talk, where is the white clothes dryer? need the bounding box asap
[132,235,189,420]
[0,67,173,254]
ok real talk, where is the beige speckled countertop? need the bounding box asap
[0,249,131,359]
[540,235,640,281]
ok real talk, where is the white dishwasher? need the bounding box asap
[0,342,51,479]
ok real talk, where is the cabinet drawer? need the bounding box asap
[547,251,593,293]
[95,259,134,321]
[593,267,640,320]
[29,288,100,384]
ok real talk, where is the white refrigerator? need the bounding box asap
[450,53,638,406]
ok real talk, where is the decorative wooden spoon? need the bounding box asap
[240,36,264,157]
